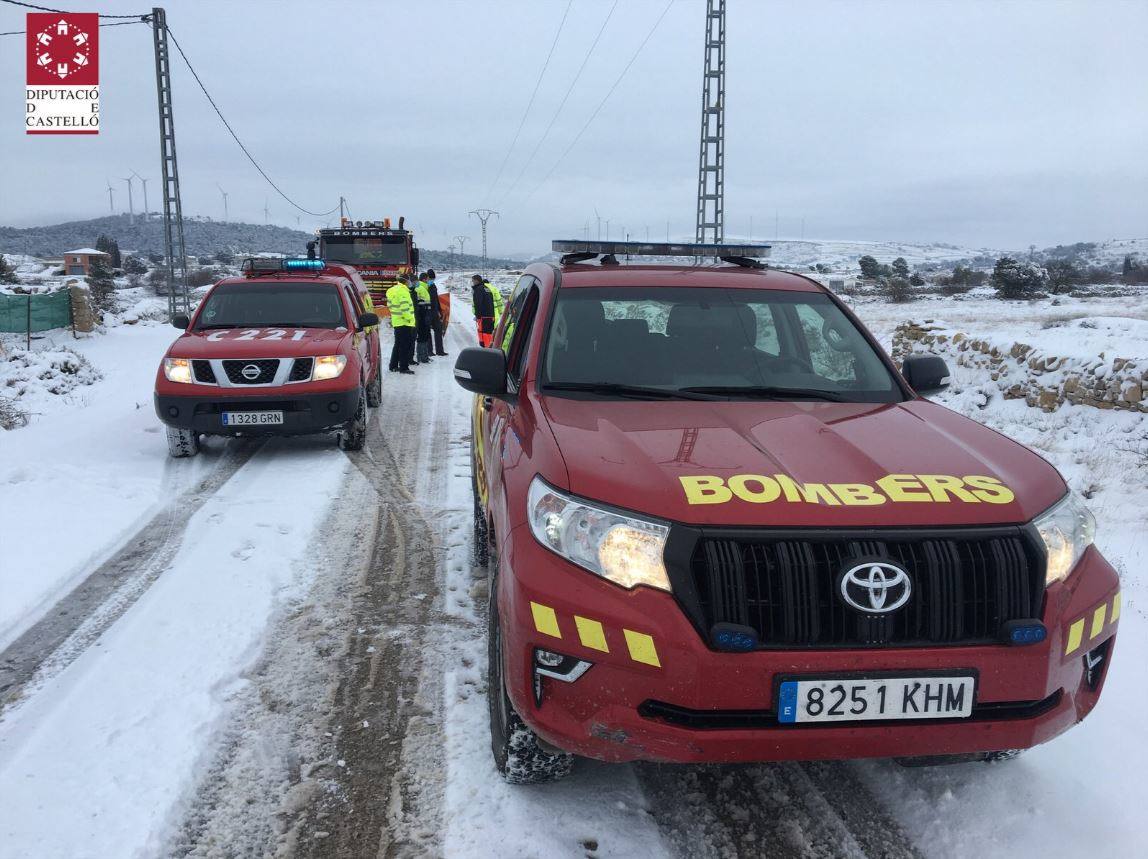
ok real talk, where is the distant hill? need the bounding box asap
[0,214,520,270]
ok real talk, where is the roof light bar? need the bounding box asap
[242,257,326,275]
[552,240,771,259]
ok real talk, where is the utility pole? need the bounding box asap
[217,184,229,222]
[338,196,348,221]
[121,175,135,225]
[448,243,457,272]
[454,235,469,261]
[106,180,115,215]
[695,0,726,245]
[151,6,189,319]
[263,199,270,225]
[468,208,499,273]
[131,172,149,218]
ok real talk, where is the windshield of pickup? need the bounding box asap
[541,286,903,402]
[195,282,348,329]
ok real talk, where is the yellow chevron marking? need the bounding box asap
[1111,591,1121,623]
[1090,604,1107,639]
[623,629,661,667]
[1065,618,1085,655]
[574,616,609,652]
[530,602,562,639]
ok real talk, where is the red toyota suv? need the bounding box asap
[155,258,381,457]
[454,240,1120,784]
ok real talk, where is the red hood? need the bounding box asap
[169,327,352,359]
[539,397,1065,528]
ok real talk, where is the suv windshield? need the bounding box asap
[321,236,409,265]
[541,286,903,403]
[195,282,348,329]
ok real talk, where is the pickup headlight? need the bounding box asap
[527,476,671,592]
[1034,492,1096,585]
[163,357,193,384]
[312,354,347,381]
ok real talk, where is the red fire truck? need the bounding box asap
[314,217,420,316]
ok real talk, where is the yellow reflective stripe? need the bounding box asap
[623,629,661,667]
[1065,619,1085,655]
[1090,604,1107,639]
[1111,591,1121,623]
[530,602,561,638]
[574,616,609,653]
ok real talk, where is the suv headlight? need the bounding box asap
[1034,492,1096,585]
[312,354,347,381]
[527,476,671,592]
[163,357,193,384]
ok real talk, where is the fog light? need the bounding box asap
[1002,619,1047,646]
[327,401,340,413]
[532,648,593,706]
[535,649,564,668]
[168,406,179,418]
[1084,640,1110,690]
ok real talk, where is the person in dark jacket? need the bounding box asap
[472,274,495,347]
[414,272,434,364]
[404,273,421,367]
[426,268,447,356]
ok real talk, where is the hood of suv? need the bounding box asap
[540,397,1065,528]
[171,327,351,359]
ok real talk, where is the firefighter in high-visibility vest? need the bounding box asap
[484,277,505,326]
[386,280,416,374]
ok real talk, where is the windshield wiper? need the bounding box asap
[543,382,718,401]
[680,385,847,402]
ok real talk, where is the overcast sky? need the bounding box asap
[2,0,1146,256]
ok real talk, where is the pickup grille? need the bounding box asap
[222,359,279,385]
[684,530,1043,648]
[192,360,216,384]
[288,357,314,382]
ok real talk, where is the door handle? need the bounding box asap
[481,396,493,411]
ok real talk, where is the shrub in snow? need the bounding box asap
[88,258,117,313]
[2,345,102,401]
[992,256,1047,299]
[0,393,28,430]
[0,255,19,285]
[886,277,914,303]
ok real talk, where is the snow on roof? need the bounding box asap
[65,248,109,256]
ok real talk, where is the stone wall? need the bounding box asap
[893,321,1147,413]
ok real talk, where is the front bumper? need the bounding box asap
[499,530,1120,764]
[154,386,360,436]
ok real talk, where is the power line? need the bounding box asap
[1,16,147,35]
[496,0,619,207]
[0,0,146,16]
[484,0,573,204]
[165,24,341,218]
[521,0,675,205]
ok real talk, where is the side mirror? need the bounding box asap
[171,313,190,330]
[358,312,379,329]
[902,354,950,397]
[453,347,507,397]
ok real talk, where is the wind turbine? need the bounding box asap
[216,184,229,222]
[105,179,115,215]
[120,175,135,224]
[131,171,148,219]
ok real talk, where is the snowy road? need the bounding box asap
[1,290,1145,857]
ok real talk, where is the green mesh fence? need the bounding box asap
[0,290,72,333]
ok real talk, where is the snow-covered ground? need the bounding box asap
[0,284,1145,857]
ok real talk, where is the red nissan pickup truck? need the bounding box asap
[155,258,381,457]
[453,240,1120,784]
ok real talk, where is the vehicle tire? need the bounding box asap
[487,573,574,785]
[338,385,367,451]
[471,436,490,568]
[366,366,382,408]
[165,426,200,458]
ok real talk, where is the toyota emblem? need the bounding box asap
[839,561,912,614]
[241,363,262,380]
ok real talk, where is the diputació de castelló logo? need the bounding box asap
[26,12,100,135]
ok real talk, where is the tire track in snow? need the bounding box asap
[0,437,265,714]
